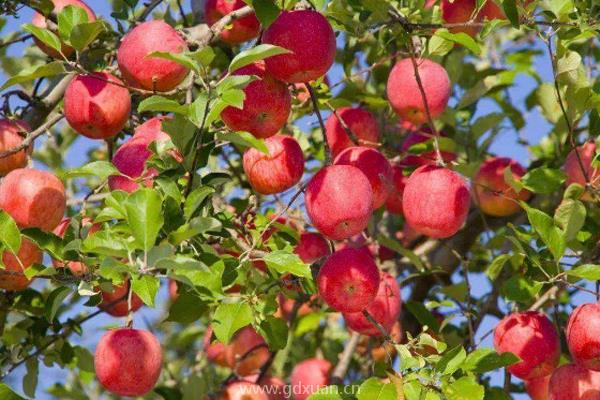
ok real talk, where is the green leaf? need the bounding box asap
[554,199,586,242]
[259,316,288,351]
[463,348,520,373]
[45,286,71,322]
[165,292,207,323]
[215,131,269,154]
[428,34,454,57]
[70,20,106,51]
[502,0,519,28]
[22,23,62,53]
[148,51,197,73]
[23,358,38,398]
[0,211,21,256]
[65,160,119,181]
[0,384,26,400]
[189,47,216,67]
[248,0,280,28]
[377,234,424,271]
[357,378,398,400]
[168,217,222,245]
[521,168,565,194]
[131,275,160,307]
[221,88,245,109]
[434,30,481,55]
[501,275,542,303]
[189,93,209,128]
[184,186,216,220]
[443,376,484,400]
[124,188,164,251]
[57,5,89,41]
[405,301,441,332]
[486,254,510,280]
[307,386,344,400]
[567,264,600,281]
[523,204,566,260]
[1,61,66,90]
[437,346,466,375]
[263,250,311,278]
[557,51,582,78]
[138,95,189,115]
[228,44,291,72]
[212,303,254,344]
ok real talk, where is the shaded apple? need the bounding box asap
[294,232,331,264]
[565,142,600,201]
[548,363,600,400]
[205,0,260,44]
[525,375,550,400]
[441,0,481,36]
[290,358,332,400]
[0,239,43,291]
[99,281,143,317]
[385,165,407,215]
[204,326,231,367]
[220,381,269,400]
[225,326,271,377]
[325,107,380,157]
[567,302,600,371]
[52,217,100,275]
[0,119,30,176]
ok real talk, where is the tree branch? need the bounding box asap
[0,113,63,160]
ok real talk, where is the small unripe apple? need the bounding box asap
[399,128,456,167]
[294,232,331,264]
[565,142,599,201]
[343,272,401,337]
[31,0,96,58]
[242,134,304,195]
[0,168,66,232]
[441,0,481,36]
[221,62,291,139]
[290,358,332,400]
[117,20,189,91]
[548,363,600,400]
[0,239,42,291]
[52,217,100,275]
[305,165,373,240]
[494,311,560,380]
[95,328,162,397]
[402,165,470,238]
[385,165,407,215]
[474,157,531,217]
[205,0,260,45]
[334,146,393,209]
[220,381,269,400]
[387,59,451,125]
[317,247,380,313]
[98,281,143,317]
[567,302,600,371]
[262,10,336,83]
[325,107,380,157]
[203,326,231,367]
[525,375,550,400]
[0,119,31,176]
[225,326,271,376]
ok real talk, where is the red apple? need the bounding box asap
[205,0,260,45]
[204,326,231,367]
[565,142,600,201]
[548,363,600,400]
[221,61,291,139]
[385,165,407,215]
[276,293,313,321]
[325,107,381,157]
[64,72,131,139]
[99,281,143,317]
[441,0,481,36]
[525,375,550,400]
[0,168,66,232]
[262,10,336,83]
[95,328,162,397]
[317,247,380,313]
[402,165,470,238]
[0,119,31,176]
[221,381,269,400]
[168,279,178,300]
[293,76,330,103]
[0,239,43,291]
[117,20,189,91]
[242,134,304,195]
[399,128,456,167]
[225,326,271,377]
[387,58,451,125]
[567,302,600,371]
[52,217,100,275]
[294,232,331,264]
[305,165,374,240]
[290,358,332,400]
[494,311,560,380]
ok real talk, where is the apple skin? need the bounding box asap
[64,72,131,140]
[387,59,451,125]
[220,381,269,400]
[399,128,457,168]
[294,232,331,264]
[402,165,470,239]
[262,10,336,83]
[565,142,600,201]
[168,279,178,301]
[225,326,271,377]
[305,165,374,240]
[242,135,304,195]
[0,239,43,291]
[0,119,31,176]
[317,247,380,313]
[385,165,407,215]
[222,62,291,139]
[494,311,560,380]
[52,217,100,275]
[98,282,143,317]
[205,0,260,45]
[95,328,162,397]
[441,0,481,36]
[31,0,96,58]
[567,302,600,371]
[342,272,401,337]
[290,358,332,400]
[117,20,189,91]
[203,326,231,367]
[325,107,381,157]
[0,168,66,232]
[525,375,550,400]
[474,157,531,217]
[548,363,600,400]
[293,76,329,103]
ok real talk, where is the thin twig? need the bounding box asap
[305,82,331,164]
[0,113,63,159]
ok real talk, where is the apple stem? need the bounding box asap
[305,82,332,165]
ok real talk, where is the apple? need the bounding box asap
[205,0,260,44]
[564,142,600,201]
[0,119,31,176]
[290,358,332,400]
[387,58,451,124]
[494,311,560,380]
[440,0,481,36]
[204,326,231,367]
[525,375,550,400]
[325,107,381,157]
[95,328,162,397]
[52,217,100,275]
[402,165,470,238]
[317,247,380,313]
[399,128,456,167]
[334,147,393,209]
[294,232,331,264]
[221,381,269,400]
[262,10,336,83]
[221,61,291,139]
[473,157,531,217]
[225,326,271,376]
[0,239,43,291]
[275,293,313,321]
[567,302,600,371]
[0,168,66,232]
[385,165,407,215]
[335,234,393,262]
[98,281,143,317]
[293,76,330,103]
[242,134,304,195]
[548,363,600,400]
[305,165,374,240]
[117,20,189,91]
[64,72,131,139]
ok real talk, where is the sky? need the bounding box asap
[0,1,595,399]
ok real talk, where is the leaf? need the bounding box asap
[567,264,600,281]
[69,20,106,51]
[228,44,291,72]
[189,47,216,67]
[22,23,62,53]
[65,161,119,181]
[307,386,344,400]
[521,168,565,194]
[184,186,216,220]
[259,316,288,351]
[138,95,189,115]
[212,303,253,344]
[131,275,160,307]
[557,51,582,77]
[458,75,500,108]
[0,384,26,400]
[357,378,398,400]
[250,0,280,28]
[1,61,66,90]
[501,275,542,303]
[405,301,441,332]
[428,34,454,57]
[434,30,481,55]
[23,358,38,398]
[45,286,71,322]
[165,292,207,323]
[486,254,510,281]
[437,346,466,375]
[502,0,519,28]
[215,131,269,154]
[263,250,311,278]
[463,348,520,373]
[148,51,197,73]
[0,211,21,256]
[523,204,566,260]
[168,217,222,245]
[377,234,424,271]
[57,5,89,41]
[443,376,484,400]
[221,88,245,109]
[554,199,586,242]
[124,188,164,251]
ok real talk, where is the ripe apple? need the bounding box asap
[294,232,331,264]
[242,134,304,195]
[334,147,393,209]
[275,293,313,321]
[221,381,269,400]
[290,358,332,400]
[225,326,271,376]
[387,59,451,124]
[325,107,381,157]
[493,311,560,380]
[0,239,43,291]
[168,279,178,301]
[95,328,162,397]
[385,165,407,215]
[474,157,531,217]
[564,142,599,201]
[567,302,600,371]
[204,326,231,367]
[305,165,374,240]
[399,128,456,167]
[64,72,131,140]
[262,10,336,83]
[0,168,66,232]
[548,363,600,400]
[117,20,189,91]
[342,272,401,336]
[317,247,380,313]
[440,0,481,36]
[205,0,260,45]
[402,165,470,238]
[98,281,143,317]
[221,61,291,139]
[31,0,96,58]
[0,119,31,176]
[52,217,100,275]
[525,375,550,400]
[335,234,393,262]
